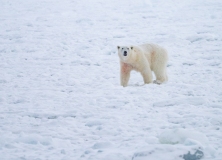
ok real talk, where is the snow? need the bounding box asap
[0,0,222,160]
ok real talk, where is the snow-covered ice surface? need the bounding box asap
[0,0,222,159]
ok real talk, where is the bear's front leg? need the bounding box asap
[141,68,153,84]
[120,62,132,87]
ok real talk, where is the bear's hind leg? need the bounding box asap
[153,68,168,84]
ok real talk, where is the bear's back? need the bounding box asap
[138,43,168,70]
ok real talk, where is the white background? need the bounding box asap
[0,0,222,159]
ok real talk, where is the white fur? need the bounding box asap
[117,43,168,87]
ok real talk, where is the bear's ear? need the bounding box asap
[117,46,120,49]
[131,46,133,50]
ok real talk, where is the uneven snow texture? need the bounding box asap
[0,0,222,160]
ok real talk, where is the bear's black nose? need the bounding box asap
[123,51,127,56]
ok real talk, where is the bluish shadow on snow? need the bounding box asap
[153,97,207,107]
[132,147,204,160]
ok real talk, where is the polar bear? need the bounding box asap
[117,43,168,87]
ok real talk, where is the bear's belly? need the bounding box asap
[131,64,141,72]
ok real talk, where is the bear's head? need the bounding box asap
[117,46,134,63]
